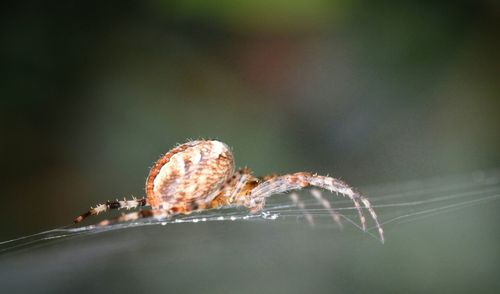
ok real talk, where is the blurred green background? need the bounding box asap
[1,1,499,293]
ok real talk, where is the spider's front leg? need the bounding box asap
[209,168,260,210]
[247,172,385,243]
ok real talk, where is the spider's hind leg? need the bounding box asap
[73,197,148,224]
[97,209,170,226]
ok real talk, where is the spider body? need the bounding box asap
[74,140,384,242]
[145,140,235,213]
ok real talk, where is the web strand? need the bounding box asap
[1,169,499,253]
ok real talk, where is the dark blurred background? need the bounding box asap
[1,1,499,293]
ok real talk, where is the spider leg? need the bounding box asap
[289,192,315,226]
[73,197,148,223]
[97,209,170,226]
[210,168,259,209]
[359,197,384,243]
[229,168,258,201]
[250,172,384,243]
[310,189,343,230]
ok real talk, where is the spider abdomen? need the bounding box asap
[145,140,234,210]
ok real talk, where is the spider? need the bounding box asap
[74,140,384,242]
